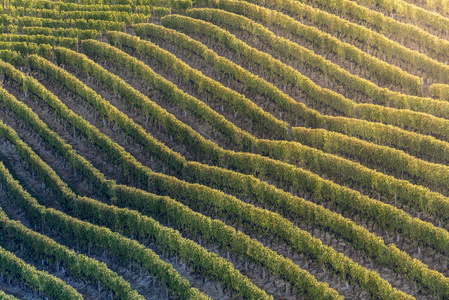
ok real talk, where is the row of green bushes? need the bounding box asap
[6,57,275,300]
[0,49,26,66]
[106,31,290,140]
[117,27,449,202]
[22,49,410,298]
[4,21,449,183]
[15,2,133,12]
[347,0,449,44]
[113,26,449,227]
[0,99,210,299]
[6,2,171,17]
[8,0,169,7]
[0,162,86,300]
[0,160,209,300]
[7,0,191,12]
[175,11,449,142]
[0,34,77,49]
[291,127,449,193]
[50,46,449,298]
[0,83,341,298]
[30,53,189,172]
[322,115,449,164]
[239,0,449,83]
[430,83,449,101]
[18,9,150,24]
[402,0,449,17]
[0,10,149,25]
[133,22,323,128]
[196,0,422,96]
[0,238,81,299]
[0,41,52,57]
[0,289,18,299]
[0,148,142,299]
[9,16,126,31]
[79,40,255,151]
[74,39,449,256]
[132,22,449,172]
[21,26,99,39]
[294,0,449,63]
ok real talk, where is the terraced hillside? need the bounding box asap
[2,0,449,299]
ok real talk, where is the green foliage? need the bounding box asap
[106,30,291,140]
[0,124,205,300]
[174,10,449,142]
[30,49,444,298]
[2,57,270,300]
[172,0,192,12]
[78,39,255,152]
[0,204,141,299]
[2,0,449,298]
[194,0,423,96]
[238,0,449,84]
[134,22,323,128]
[293,0,449,63]
[0,290,18,300]
[0,206,83,299]
[430,83,449,101]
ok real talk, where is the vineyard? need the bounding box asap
[2,0,449,299]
